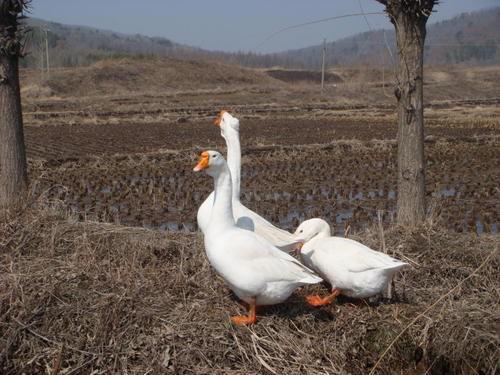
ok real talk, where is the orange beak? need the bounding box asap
[193,151,210,172]
[213,110,227,127]
[293,240,305,255]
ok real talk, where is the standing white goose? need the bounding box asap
[197,110,298,251]
[194,150,322,325]
[294,218,408,306]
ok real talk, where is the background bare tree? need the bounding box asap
[0,0,29,208]
[375,0,438,226]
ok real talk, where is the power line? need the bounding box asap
[326,41,500,47]
[358,0,374,33]
[255,12,385,50]
[357,0,393,98]
[254,10,498,52]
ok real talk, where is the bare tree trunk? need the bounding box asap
[392,11,426,226]
[0,2,28,208]
[376,0,436,226]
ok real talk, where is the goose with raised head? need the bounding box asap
[194,150,322,325]
[294,218,408,306]
[197,110,298,251]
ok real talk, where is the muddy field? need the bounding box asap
[1,62,498,374]
[23,105,499,159]
[29,138,498,236]
[23,89,500,236]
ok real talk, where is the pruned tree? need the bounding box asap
[375,0,437,226]
[0,0,29,208]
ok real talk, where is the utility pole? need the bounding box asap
[39,29,44,79]
[44,28,50,77]
[321,38,326,94]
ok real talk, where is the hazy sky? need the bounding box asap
[31,0,499,53]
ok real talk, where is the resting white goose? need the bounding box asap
[197,110,298,251]
[294,218,408,306]
[194,150,322,325]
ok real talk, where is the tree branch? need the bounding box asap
[0,0,31,57]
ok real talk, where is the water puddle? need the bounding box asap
[158,222,196,232]
[41,176,498,236]
[436,187,456,198]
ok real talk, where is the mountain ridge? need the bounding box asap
[23,7,500,70]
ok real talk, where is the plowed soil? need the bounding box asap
[2,61,498,375]
[23,91,499,236]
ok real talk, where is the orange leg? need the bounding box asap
[306,288,341,307]
[231,298,257,325]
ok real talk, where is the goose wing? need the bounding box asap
[319,237,408,274]
[228,229,322,284]
[235,204,300,251]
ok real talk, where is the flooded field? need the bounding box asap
[20,74,499,237]
[28,113,498,236]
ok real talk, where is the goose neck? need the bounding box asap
[224,129,241,201]
[209,164,235,232]
[317,229,331,239]
[306,228,330,245]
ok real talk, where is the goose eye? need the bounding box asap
[299,230,303,233]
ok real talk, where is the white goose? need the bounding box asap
[197,110,298,251]
[294,218,408,306]
[194,150,322,325]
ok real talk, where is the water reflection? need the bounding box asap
[40,177,498,236]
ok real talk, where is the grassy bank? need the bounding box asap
[0,200,498,374]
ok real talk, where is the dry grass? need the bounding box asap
[20,61,500,106]
[20,84,55,99]
[10,55,499,374]
[1,198,498,374]
[20,57,280,98]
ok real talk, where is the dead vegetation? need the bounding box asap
[19,59,500,103]
[1,198,497,374]
[20,57,281,98]
[24,137,498,238]
[266,69,343,84]
[4,56,498,374]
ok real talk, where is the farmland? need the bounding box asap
[22,62,499,236]
[1,59,498,373]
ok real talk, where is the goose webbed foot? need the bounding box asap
[306,288,341,307]
[231,298,256,325]
[231,314,256,325]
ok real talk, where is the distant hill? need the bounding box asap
[266,7,500,69]
[21,57,279,97]
[22,18,216,68]
[22,7,500,70]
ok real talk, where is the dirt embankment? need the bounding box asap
[21,57,281,98]
[20,60,500,102]
[266,69,343,84]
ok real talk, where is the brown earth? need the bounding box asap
[267,69,343,83]
[28,138,498,237]
[21,84,499,236]
[22,112,499,161]
[1,201,497,374]
[0,59,498,373]
[20,57,282,98]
